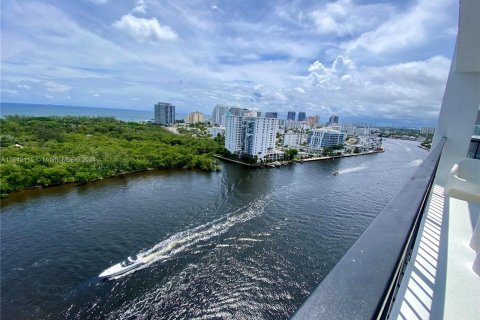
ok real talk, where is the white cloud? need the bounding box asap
[42,80,71,92]
[307,56,355,80]
[294,87,305,94]
[132,0,147,14]
[310,0,394,37]
[345,0,456,55]
[1,89,19,96]
[113,14,178,42]
[86,0,108,4]
[302,55,451,119]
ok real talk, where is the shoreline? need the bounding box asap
[0,166,215,205]
[214,149,384,167]
[417,144,430,151]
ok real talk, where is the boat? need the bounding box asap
[332,171,339,176]
[98,255,145,279]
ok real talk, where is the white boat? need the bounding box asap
[99,255,145,279]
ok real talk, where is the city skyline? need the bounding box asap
[1,0,458,124]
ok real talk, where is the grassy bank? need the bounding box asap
[0,116,224,196]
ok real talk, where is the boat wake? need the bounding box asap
[337,163,368,175]
[99,185,294,280]
[409,159,423,167]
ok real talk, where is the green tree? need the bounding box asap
[288,148,298,160]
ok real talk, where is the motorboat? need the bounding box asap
[332,171,339,176]
[99,255,145,279]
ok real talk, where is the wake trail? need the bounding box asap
[105,183,296,279]
[337,163,368,175]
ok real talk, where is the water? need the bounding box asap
[1,139,427,319]
[0,103,190,122]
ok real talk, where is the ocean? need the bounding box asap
[0,102,191,122]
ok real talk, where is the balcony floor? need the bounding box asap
[390,182,480,319]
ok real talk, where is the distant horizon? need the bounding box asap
[1,101,437,128]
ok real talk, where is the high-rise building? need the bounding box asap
[420,127,435,135]
[265,112,278,118]
[225,115,278,160]
[185,111,204,124]
[154,102,175,125]
[307,116,320,127]
[212,104,229,126]
[298,112,306,122]
[207,126,226,138]
[287,111,296,121]
[228,107,249,117]
[342,123,354,135]
[308,128,346,149]
[286,120,304,130]
[328,115,339,126]
[283,131,306,147]
[243,110,258,117]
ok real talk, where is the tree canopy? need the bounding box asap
[0,116,224,196]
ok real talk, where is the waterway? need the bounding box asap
[1,139,426,319]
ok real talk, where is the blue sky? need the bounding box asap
[1,0,458,123]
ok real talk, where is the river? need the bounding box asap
[1,139,426,319]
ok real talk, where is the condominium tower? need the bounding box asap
[154,102,175,125]
[211,104,229,126]
[308,128,346,149]
[265,112,278,118]
[185,111,204,124]
[298,112,306,122]
[225,115,278,160]
[287,111,296,121]
[328,115,339,126]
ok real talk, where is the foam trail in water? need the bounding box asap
[106,184,295,279]
[337,163,367,175]
[410,159,423,167]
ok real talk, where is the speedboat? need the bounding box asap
[99,255,145,279]
[332,171,339,176]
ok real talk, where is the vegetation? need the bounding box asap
[0,116,225,196]
[322,144,343,156]
[177,122,209,137]
[420,135,433,150]
[287,148,298,160]
[378,127,431,139]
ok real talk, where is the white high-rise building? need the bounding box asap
[225,116,244,153]
[308,128,346,149]
[212,105,229,126]
[284,132,306,147]
[228,107,249,117]
[420,127,435,135]
[208,126,226,138]
[243,110,258,117]
[225,115,278,160]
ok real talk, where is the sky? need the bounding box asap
[1,0,459,125]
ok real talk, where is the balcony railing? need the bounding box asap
[468,136,480,160]
[290,137,447,320]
